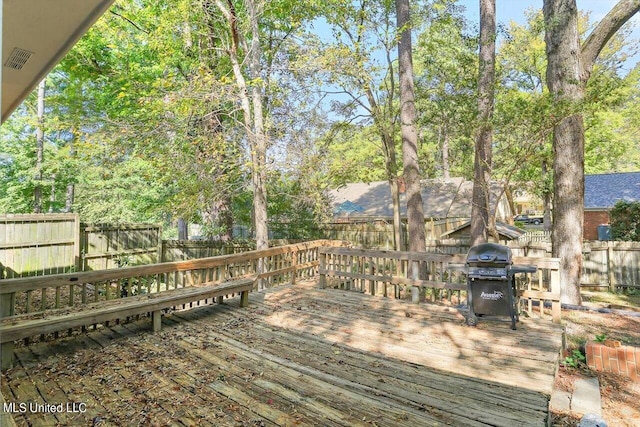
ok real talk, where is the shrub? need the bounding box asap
[610,200,640,241]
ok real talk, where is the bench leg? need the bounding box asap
[1,342,14,371]
[152,310,162,332]
[240,290,249,308]
[216,295,224,305]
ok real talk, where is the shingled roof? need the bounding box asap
[584,172,640,209]
[328,178,510,220]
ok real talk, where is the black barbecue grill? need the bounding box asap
[465,243,536,330]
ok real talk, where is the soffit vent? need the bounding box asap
[4,48,34,70]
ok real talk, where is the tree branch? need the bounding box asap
[109,10,149,34]
[581,0,640,77]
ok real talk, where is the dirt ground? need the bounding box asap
[550,291,640,427]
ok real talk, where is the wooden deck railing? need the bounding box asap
[318,247,562,323]
[0,240,347,318]
[0,240,561,329]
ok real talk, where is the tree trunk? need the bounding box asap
[216,0,269,251]
[544,0,585,305]
[397,0,426,277]
[383,129,404,253]
[470,0,496,247]
[543,0,640,305]
[441,125,450,180]
[248,0,269,251]
[64,134,75,213]
[34,79,46,213]
[177,218,188,240]
[542,160,552,232]
[365,84,404,252]
[48,174,56,212]
[65,184,74,213]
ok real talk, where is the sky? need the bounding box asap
[460,0,638,27]
[458,0,640,72]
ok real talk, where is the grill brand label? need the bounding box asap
[480,291,504,301]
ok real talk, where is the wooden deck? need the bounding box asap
[1,280,565,427]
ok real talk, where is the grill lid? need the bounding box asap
[466,243,512,266]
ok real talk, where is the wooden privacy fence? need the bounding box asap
[318,246,562,323]
[0,214,80,278]
[81,223,163,270]
[427,240,640,291]
[162,240,254,262]
[0,214,163,277]
[580,241,640,291]
[320,218,468,249]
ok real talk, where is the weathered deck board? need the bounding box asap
[1,280,564,427]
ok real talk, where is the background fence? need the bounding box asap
[81,223,162,270]
[1,215,161,277]
[320,218,468,249]
[427,239,640,291]
[0,214,80,278]
[162,240,254,262]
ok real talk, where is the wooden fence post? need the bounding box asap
[607,242,616,293]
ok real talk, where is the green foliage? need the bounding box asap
[595,333,607,343]
[610,201,640,241]
[267,172,323,239]
[563,349,586,369]
[585,65,640,173]
[2,0,640,240]
[414,0,477,178]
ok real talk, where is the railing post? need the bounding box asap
[551,265,561,324]
[291,246,298,285]
[1,292,15,370]
[319,249,326,289]
[369,257,375,296]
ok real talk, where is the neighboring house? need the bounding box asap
[584,172,640,240]
[329,177,512,224]
[511,188,544,216]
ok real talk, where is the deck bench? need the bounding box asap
[0,276,255,370]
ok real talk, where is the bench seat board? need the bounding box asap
[0,278,254,343]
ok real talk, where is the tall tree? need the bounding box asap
[33,79,46,213]
[469,0,496,246]
[212,0,311,249]
[543,0,640,304]
[397,0,426,270]
[305,0,406,250]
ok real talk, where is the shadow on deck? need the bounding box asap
[1,279,565,427]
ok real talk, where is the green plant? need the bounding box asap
[610,200,640,241]
[563,349,586,368]
[595,333,607,343]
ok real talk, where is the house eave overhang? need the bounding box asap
[2,0,115,123]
